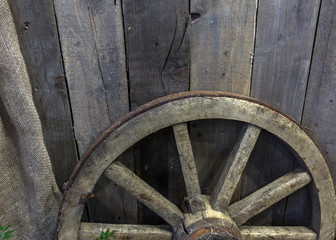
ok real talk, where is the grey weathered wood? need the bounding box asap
[190,0,257,93]
[87,0,129,117]
[79,223,172,240]
[229,170,312,226]
[57,93,336,240]
[240,226,317,240]
[104,162,184,226]
[54,0,123,156]
[122,0,190,223]
[302,0,336,191]
[301,0,336,232]
[211,124,260,212]
[54,0,133,223]
[173,123,204,213]
[123,0,190,108]
[251,0,320,121]
[249,0,321,225]
[87,0,137,223]
[8,0,77,189]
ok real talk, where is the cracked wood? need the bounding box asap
[122,0,190,224]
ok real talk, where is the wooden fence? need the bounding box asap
[8,0,336,226]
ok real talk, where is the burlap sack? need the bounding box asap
[0,0,61,239]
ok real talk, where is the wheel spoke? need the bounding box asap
[104,162,183,226]
[211,124,261,211]
[239,226,316,240]
[173,123,205,212]
[228,169,311,226]
[79,222,172,240]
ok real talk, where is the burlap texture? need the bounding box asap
[0,0,61,239]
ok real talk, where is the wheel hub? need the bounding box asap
[181,198,241,240]
[185,219,241,240]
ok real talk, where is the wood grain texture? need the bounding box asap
[173,123,204,213]
[122,0,190,224]
[241,131,311,226]
[251,0,320,121]
[302,0,336,187]
[86,0,137,224]
[249,0,321,225]
[240,226,317,240]
[123,0,190,108]
[105,162,183,226]
[229,170,311,226]
[189,0,257,204]
[8,0,77,189]
[79,223,172,240]
[211,124,260,212]
[190,0,257,93]
[54,0,134,223]
[300,1,336,232]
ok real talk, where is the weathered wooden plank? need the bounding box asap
[189,0,257,202]
[122,0,190,223]
[54,0,110,159]
[123,0,190,108]
[87,0,129,117]
[173,123,204,213]
[300,0,336,231]
[105,162,184,226]
[190,0,256,93]
[79,223,172,240]
[211,124,260,212]
[229,170,311,226]
[249,0,321,225]
[54,0,133,223]
[251,0,320,121]
[302,0,336,190]
[8,0,77,189]
[240,226,317,240]
[86,0,137,224]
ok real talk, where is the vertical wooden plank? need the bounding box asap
[302,0,336,187]
[189,0,257,198]
[8,0,77,189]
[124,0,190,109]
[251,0,320,121]
[249,0,320,225]
[86,0,137,224]
[123,0,190,223]
[301,0,336,230]
[54,0,135,223]
[190,0,257,93]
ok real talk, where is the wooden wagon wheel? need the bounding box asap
[56,91,336,240]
